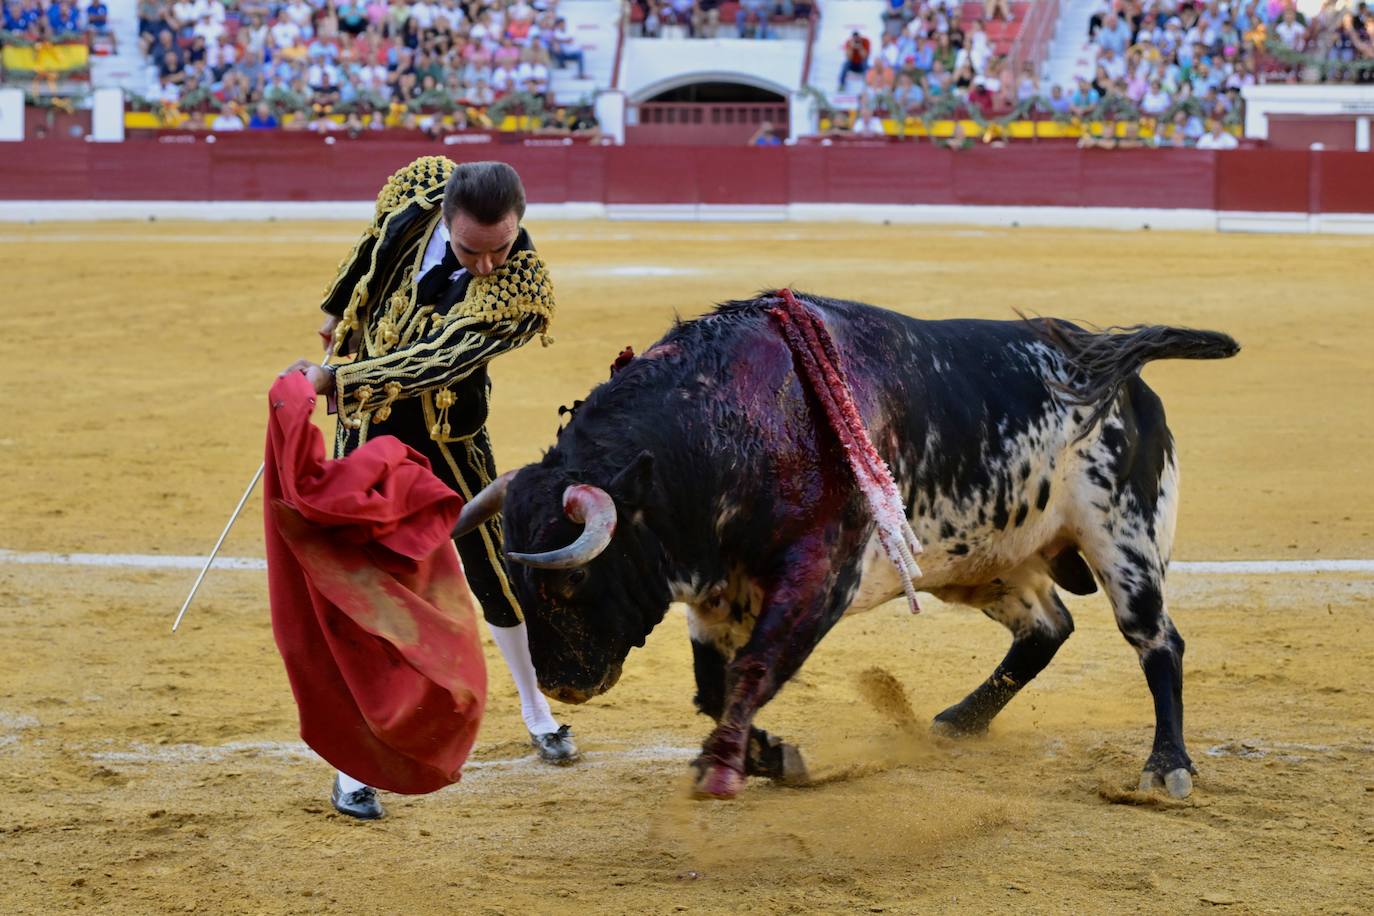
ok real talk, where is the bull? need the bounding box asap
[456,291,1239,800]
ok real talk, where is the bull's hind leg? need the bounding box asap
[1085,537,1194,798]
[931,575,1075,737]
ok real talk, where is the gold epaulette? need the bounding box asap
[373,156,455,221]
[323,156,457,359]
[455,249,556,345]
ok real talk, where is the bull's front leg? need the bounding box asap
[691,638,807,786]
[691,547,843,800]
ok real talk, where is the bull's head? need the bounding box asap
[454,451,670,704]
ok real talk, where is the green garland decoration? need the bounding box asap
[264,86,306,117]
[486,90,544,124]
[0,30,86,47]
[406,88,457,114]
[1261,37,1374,78]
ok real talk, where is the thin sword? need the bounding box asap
[170,462,264,632]
[172,357,333,633]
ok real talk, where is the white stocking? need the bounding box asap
[488,622,560,735]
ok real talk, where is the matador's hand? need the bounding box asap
[280,359,336,396]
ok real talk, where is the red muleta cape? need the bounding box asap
[262,372,486,794]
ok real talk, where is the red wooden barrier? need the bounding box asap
[0,135,1369,216]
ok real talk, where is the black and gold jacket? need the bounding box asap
[319,156,554,455]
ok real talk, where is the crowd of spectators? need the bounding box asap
[135,0,597,131]
[826,0,1374,147]
[1064,0,1374,133]
[3,0,111,41]
[633,0,812,39]
[837,1,1030,109]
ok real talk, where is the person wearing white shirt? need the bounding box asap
[967,22,991,72]
[1139,80,1171,115]
[307,61,340,86]
[207,40,237,70]
[285,0,314,34]
[1195,121,1238,149]
[1274,10,1305,49]
[851,101,885,136]
[1098,47,1127,81]
[172,0,196,25]
[193,17,225,45]
[515,58,549,90]
[490,62,516,93]
[211,109,245,130]
[271,19,303,49]
[434,0,463,31]
[409,0,437,29]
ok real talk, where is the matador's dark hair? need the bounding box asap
[442,161,527,225]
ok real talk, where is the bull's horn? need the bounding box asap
[452,469,518,538]
[507,484,617,569]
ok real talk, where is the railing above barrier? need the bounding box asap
[627,102,791,143]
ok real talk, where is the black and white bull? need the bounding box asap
[456,292,1239,800]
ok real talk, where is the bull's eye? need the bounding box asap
[557,567,588,599]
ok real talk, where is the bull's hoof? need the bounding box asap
[777,743,809,787]
[1138,767,1194,799]
[931,706,989,739]
[691,760,745,800]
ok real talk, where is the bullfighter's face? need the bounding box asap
[447,209,518,277]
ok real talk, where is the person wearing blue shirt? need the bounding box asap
[49,1,81,33]
[86,0,108,31]
[249,102,280,128]
[3,1,24,31]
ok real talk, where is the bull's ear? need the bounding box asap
[609,450,655,506]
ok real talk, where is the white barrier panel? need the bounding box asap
[0,88,23,142]
[91,88,125,142]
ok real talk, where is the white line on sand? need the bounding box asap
[82,739,698,773]
[2,549,1372,575]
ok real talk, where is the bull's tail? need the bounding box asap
[1026,316,1240,436]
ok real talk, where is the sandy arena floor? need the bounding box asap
[1,220,1372,914]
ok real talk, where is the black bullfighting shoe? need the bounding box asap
[331,776,385,820]
[531,725,581,765]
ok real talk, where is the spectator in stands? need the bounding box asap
[892,70,924,112]
[961,18,991,74]
[737,0,771,39]
[249,100,279,128]
[940,121,973,149]
[1069,77,1099,118]
[47,0,79,34]
[983,0,1011,24]
[211,104,246,130]
[850,97,885,135]
[86,0,108,34]
[866,57,896,98]
[1097,12,1132,56]
[839,31,871,91]
[550,17,585,78]
[748,120,783,145]
[1047,83,1070,116]
[1139,78,1171,116]
[926,57,951,96]
[1015,62,1039,103]
[967,76,994,116]
[3,1,26,34]
[1196,118,1239,148]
